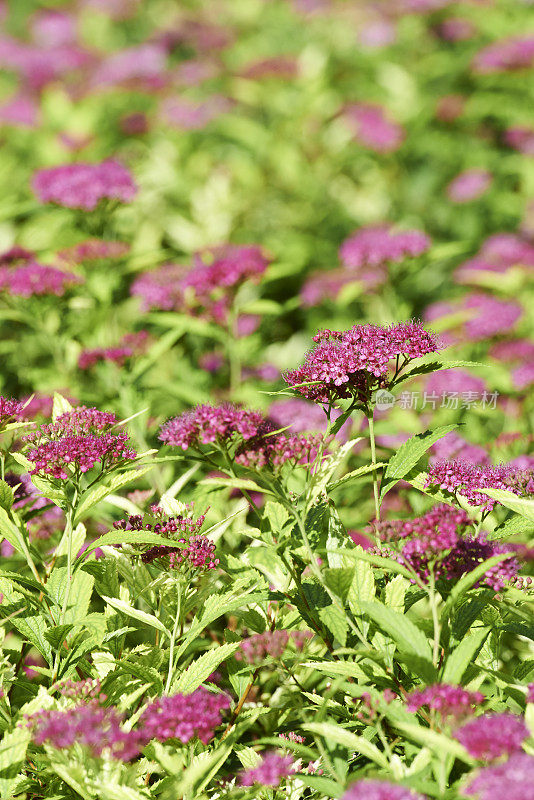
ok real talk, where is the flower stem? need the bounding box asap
[367,411,381,522]
[165,582,182,694]
[428,572,441,669]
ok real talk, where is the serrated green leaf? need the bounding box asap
[304,722,389,767]
[396,359,484,383]
[199,476,274,495]
[478,490,534,523]
[329,462,387,491]
[361,602,434,675]
[0,481,13,512]
[347,551,375,618]
[11,615,53,663]
[441,627,490,683]
[488,514,534,540]
[101,596,168,635]
[78,530,185,559]
[318,604,348,647]
[52,392,73,420]
[263,500,290,532]
[173,643,240,694]
[382,425,458,491]
[440,553,515,623]
[393,721,474,765]
[74,465,155,523]
[385,575,408,611]
[0,726,31,798]
[323,568,354,602]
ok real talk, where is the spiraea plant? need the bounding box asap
[1,1,534,799]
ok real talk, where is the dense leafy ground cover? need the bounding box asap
[0,1,533,798]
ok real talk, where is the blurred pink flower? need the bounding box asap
[342,103,404,153]
[447,169,492,203]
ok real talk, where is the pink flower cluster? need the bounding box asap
[25,406,136,480]
[0,396,24,427]
[425,461,534,511]
[472,37,534,74]
[160,403,321,472]
[30,703,139,760]
[463,752,534,800]
[425,293,522,343]
[406,684,484,722]
[30,686,229,760]
[58,239,131,265]
[284,322,440,404]
[447,169,492,203]
[113,505,217,571]
[341,781,426,800]
[505,127,534,157]
[455,233,534,283]
[0,261,81,297]
[131,245,269,323]
[340,226,431,271]
[161,95,233,130]
[455,713,529,760]
[32,160,137,210]
[160,404,264,450]
[237,629,312,663]
[239,751,295,787]
[78,331,148,370]
[342,103,404,153]
[137,687,230,745]
[374,505,519,589]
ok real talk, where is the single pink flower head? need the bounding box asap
[463,752,534,800]
[137,687,230,745]
[505,127,534,156]
[25,406,136,480]
[472,37,534,74]
[447,169,492,203]
[0,93,39,128]
[0,262,82,297]
[341,780,427,800]
[239,751,294,787]
[406,684,484,722]
[284,321,440,404]
[32,160,137,210]
[342,103,404,152]
[0,396,25,429]
[455,713,529,760]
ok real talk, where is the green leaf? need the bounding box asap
[441,627,490,683]
[296,775,343,797]
[52,392,73,420]
[11,615,53,663]
[396,359,485,383]
[488,514,534,540]
[361,602,434,676]
[78,530,185,559]
[0,726,31,798]
[440,553,515,623]
[329,462,387,491]
[0,481,13,512]
[323,568,354,602]
[318,605,348,647]
[199,476,274,495]
[0,508,29,558]
[264,500,290,532]
[101,596,168,635]
[385,575,408,612]
[393,721,474,765]
[303,722,389,768]
[310,438,362,497]
[173,643,240,694]
[347,551,375,616]
[74,465,155,523]
[478,489,534,523]
[382,425,458,493]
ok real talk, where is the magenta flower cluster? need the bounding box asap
[472,37,534,74]
[160,403,320,473]
[0,261,81,297]
[339,226,431,271]
[30,686,229,760]
[284,322,440,404]
[374,505,519,589]
[30,703,139,761]
[78,331,148,370]
[58,239,130,265]
[113,505,217,571]
[239,751,294,787]
[137,687,230,745]
[32,160,137,210]
[341,780,427,800]
[0,396,24,427]
[455,713,529,760]
[425,461,534,511]
[131,245,269,324]
[342,103,404,153]
[237,629,312,664]
[406,684,484,723]
[463,752,534,800]
[25,406,136,480]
